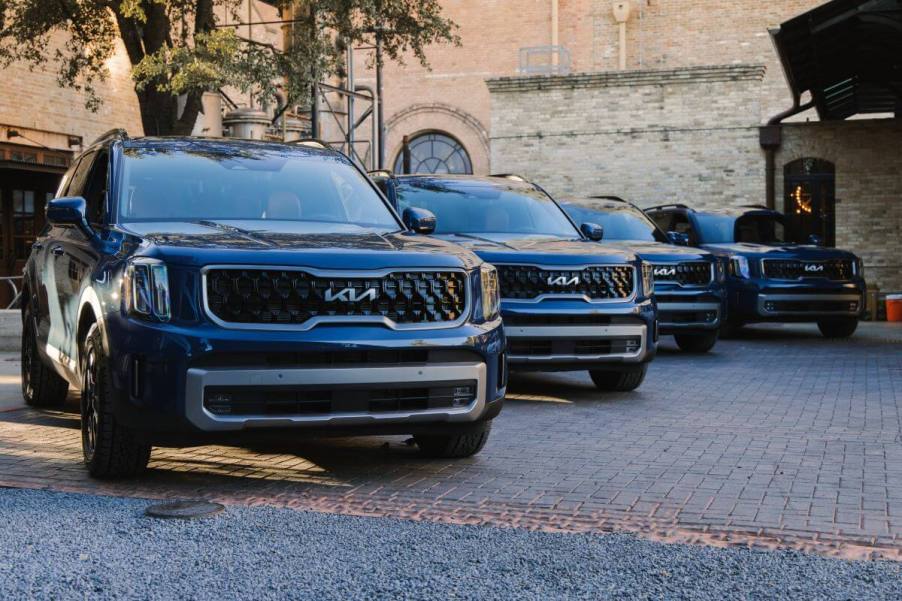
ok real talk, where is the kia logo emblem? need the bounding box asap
[653,267,676,277]
[804,264,824,273]
[547,275,580,286]
[325,287,378,302]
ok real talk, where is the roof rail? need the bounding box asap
[739,204,772,210]
[588,195,628,203]
[643,203,690,212]
[91,128,129,146]
[490,173,528,182]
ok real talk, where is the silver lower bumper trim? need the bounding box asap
[506,324,647,363]
[757,293,861,316]
[185,362,487,432]
[657,302,721,328]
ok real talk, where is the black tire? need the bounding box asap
[21,311,69,408]
[81,324,151,478]
[414,421,492,459]
[817,317,859,339]
[589,364,648,392]
[673,331,719,353]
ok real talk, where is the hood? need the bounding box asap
[702,242,858,261]
[433,233,637,265]
[601,240,713,262]
[118,220,481,270]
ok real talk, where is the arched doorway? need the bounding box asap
[783,158,836,246]
[393,132,472,175]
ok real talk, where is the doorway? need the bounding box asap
[783,158,836,246]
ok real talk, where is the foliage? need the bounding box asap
[0,0,459,134]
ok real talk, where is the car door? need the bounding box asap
[43,150,101,373]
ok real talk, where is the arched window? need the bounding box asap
[393,132,472,174]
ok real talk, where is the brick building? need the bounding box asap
[355,0,901,291]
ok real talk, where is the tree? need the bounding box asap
[0,0,459,136]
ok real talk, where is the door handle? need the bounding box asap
[50,246,65,257]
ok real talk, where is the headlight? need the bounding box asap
[123,258,171,321]
[715,259,726,283]
[853,257,864,278]
[729,256,750,279]
[641,262,654,296]
[476,264,500,322]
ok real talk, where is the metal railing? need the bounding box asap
[518,45,572,76]
[1,276,22,310]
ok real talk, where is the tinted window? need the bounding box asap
[562,202,665,242]
[117,145,399,229]
[695,213,788,244]
[82,151,108,224]
[395,179,578,237]
[66,150,97,198]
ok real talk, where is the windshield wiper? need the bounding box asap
[192,220,275,247]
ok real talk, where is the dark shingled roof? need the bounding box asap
[772,0,902,120]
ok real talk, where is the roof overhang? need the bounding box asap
[771,0,902,120]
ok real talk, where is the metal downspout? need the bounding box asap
[761,98,815,209]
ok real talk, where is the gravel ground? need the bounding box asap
[1,489,901,600]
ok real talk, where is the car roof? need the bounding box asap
[647,204,782,218]
[560,196,636,210]
[393,173,538,191]
[118,136,336,158]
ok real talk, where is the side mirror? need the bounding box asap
[47,197,91,233]
[402,207,437,235]
[667,231,690,246]
[807,234,823,246]
[580,222,604,241]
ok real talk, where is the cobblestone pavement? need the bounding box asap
[1,323,900,560]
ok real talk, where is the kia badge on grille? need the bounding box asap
[653,266,676,277]
[804,264,824,273]
[325,287,378,302]
[547,275,579,286]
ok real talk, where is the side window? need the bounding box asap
[81,151,109,225]
[56,158,82,198]
[66,150,97,199]
[648,210,672,232]
[670,213,699,245]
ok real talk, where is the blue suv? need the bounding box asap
[559,196,725,353]
[646,204,865,338]
[22,134,506,477]
[371,174,657,391]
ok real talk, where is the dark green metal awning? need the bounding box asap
[772,0,902,120]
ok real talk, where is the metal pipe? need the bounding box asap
[375,31,385,169]
[551,0,559,67]
[347,41,355,158]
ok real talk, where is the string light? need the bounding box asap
[792,185,813,215]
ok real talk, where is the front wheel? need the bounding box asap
[414,421,492,459]
[674,331,719,353]
[817,317,858,339]
[589,364,648,392]
[81,324,151,478]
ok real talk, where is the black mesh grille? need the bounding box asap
[762,259,854,281]
[205,269,467,325]
[651,262,711,286]
[496,265,634,300]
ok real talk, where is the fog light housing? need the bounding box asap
[452,386,475,407]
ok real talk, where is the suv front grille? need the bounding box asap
[205,269,467,326]
[762,259,853,281]
[651,262,711,286]
[495,265,634,300]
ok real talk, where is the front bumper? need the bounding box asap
[501,298,657,371]
[102,314,506,440]
[728,279,865,322]
[653,287,724,334]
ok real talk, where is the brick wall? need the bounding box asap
[488,65,767,207]
[776,120,902,292]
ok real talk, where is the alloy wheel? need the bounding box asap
[81,348,100,462]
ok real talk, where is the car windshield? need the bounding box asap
[562,201,666,243]
[117,144,400,229]
[696,213,789,244]
[394,179,578,237]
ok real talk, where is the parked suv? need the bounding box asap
[22,134,506,477]
[560,196,725,353]
[645,204,865,338]
[371,173,656,391]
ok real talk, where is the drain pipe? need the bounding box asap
[760,97,815,209]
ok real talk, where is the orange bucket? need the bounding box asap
[888,294,902,322]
